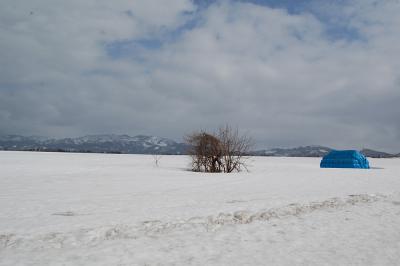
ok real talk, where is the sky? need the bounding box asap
[0,0,399,152]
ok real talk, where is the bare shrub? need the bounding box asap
[152,153,162,167]
[218,125,253,173]
[185,132,223,172]
[186,126,252,173]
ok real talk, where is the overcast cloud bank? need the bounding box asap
[1,0,399,152]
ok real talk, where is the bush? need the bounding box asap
[186,126,252,173]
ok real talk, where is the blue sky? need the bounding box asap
[107,0,363,60]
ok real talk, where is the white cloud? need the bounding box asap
[0,0,399,152]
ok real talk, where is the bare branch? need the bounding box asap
[152,153,162,167]
[185,125,253,173]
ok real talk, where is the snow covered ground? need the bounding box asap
[1,151,400,265]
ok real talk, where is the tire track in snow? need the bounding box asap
[0,193,393,250]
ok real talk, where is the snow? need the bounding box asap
[74,134,138,144]
[1,151,400,265]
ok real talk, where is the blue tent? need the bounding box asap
[320,150,370,169]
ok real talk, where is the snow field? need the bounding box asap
[0,151,400,265]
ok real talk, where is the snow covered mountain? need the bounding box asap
[360,149,398,158]
[251,145,333,157]
[251,146,399,158]
[0,134,188,155]
[0,135,398,157]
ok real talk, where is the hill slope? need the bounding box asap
[0,135,398,157]
[0,134,188,155]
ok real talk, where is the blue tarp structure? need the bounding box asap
[320,150,370,169]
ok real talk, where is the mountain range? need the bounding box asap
[0,134,398,158]
[251,146,399,158]
[0,134,188,155]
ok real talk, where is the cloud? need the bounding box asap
[0,0,195,134]
[0,0,399,152]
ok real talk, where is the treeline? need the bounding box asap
[0,147,123,154]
